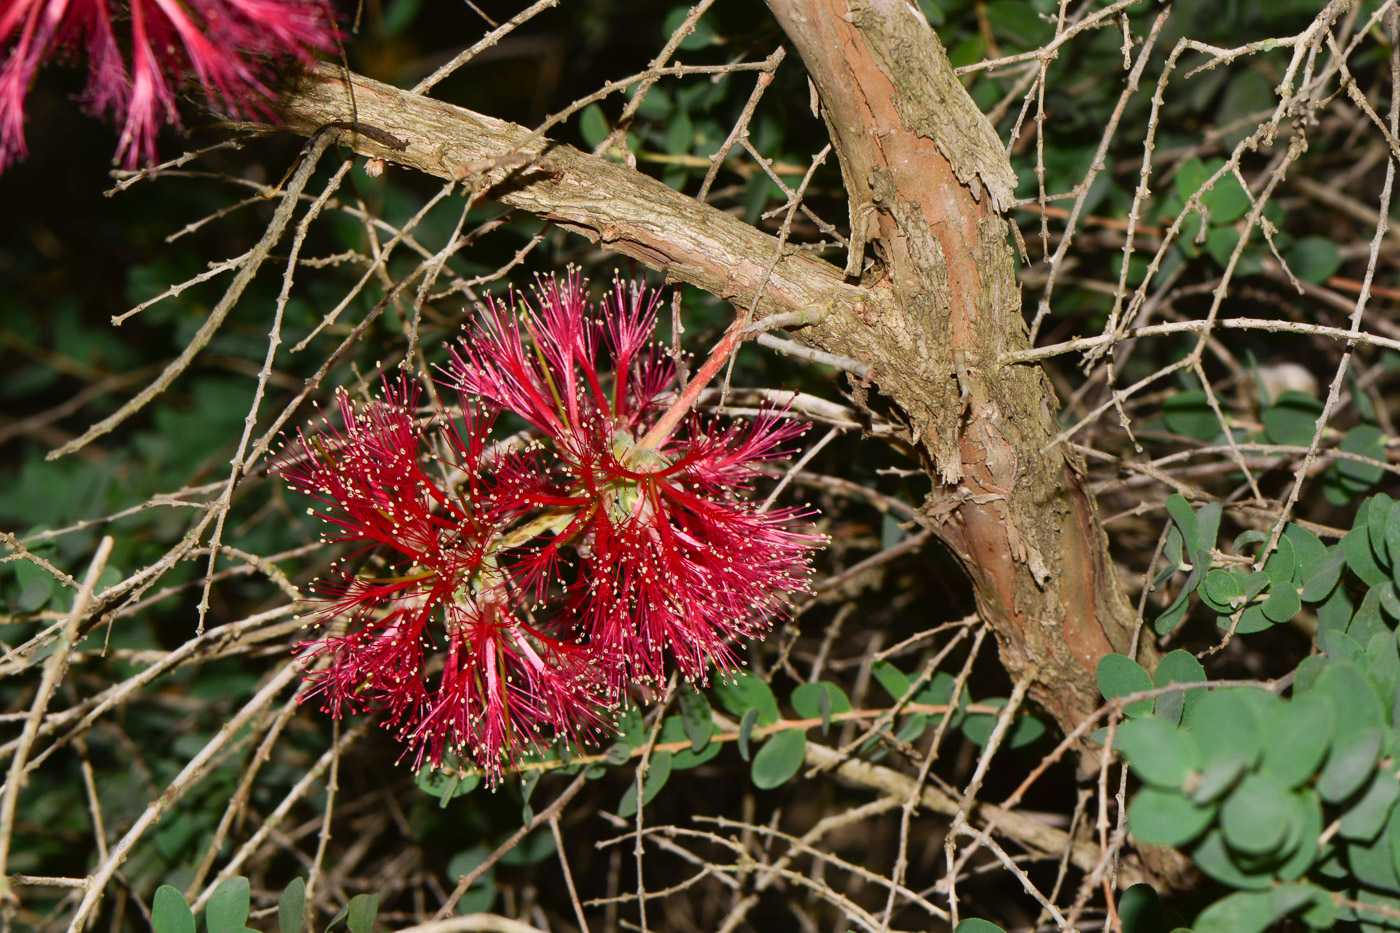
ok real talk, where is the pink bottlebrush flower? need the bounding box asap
[0,0,336,171]
[277,373,610,781]
[443,272,824,692]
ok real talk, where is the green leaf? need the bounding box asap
[1185,688,1263,772]
[871,660,912,700]
[1261,390,1323,446]
[1197,502,1224,548]
[1201,569,1244,612]
[985,0,1052,46]
[1163,495,1221,553]
[1261,580,1302,623]
[1351,808,1400,892]
[1154,596,1190,636]
[1285,522,1327,575]
[960,699,1045,748]
[1264,534,1297,584]
[579,104,610,150]
[1192,750,1248,801]
[1316,586,1354,642]
[1300,545,1345,602]
[1192,830,1274,889]
[1218,604,1273,635]
[1116,717,1199,789]
[790,682,853,726]
[1174,157,1212,210]
[1202,173,1252,224]
[1098,654,1154,717]
[1319,628,1365,669]
[1153,649,1206,725]
[1205,225,1250,270]
[206,878,250,933]
[1339,768,1400,842]
[1235,528,1268,552]
[1310,662,1385,738]
[1325,468,1372,505]
[346,893,378,933]
[1161,525,1185,577]
[914,671,958,707]
[661,5,719,49]
[677,686,714,752]
[895,712,929,743]
[1387,507,1400,586]
[1276,789,1324,881]
[954,920,1009,933]
[279,878,306,933]
[152,886,195,933]
[13,560,53,612]
[751,729,807,789]
[737,707,759,762]
[1372,494,1397,564]
[662,109,694,157]
[1383,583,1400,625]
[1128,786,1215,846]
[1345,527,1391,587]
[445,847,496,915]
[1193,891,1274,933]
[612,704,644,747]
[1286,236,1342,284]
[1165,494,1199,548]
[520,769,540,823]
[1118,883,1166,933]
[658,716,721,770]
[1259,694,1333,788]
[713,672,779,726]
[1318,727,1383,804]
[1200,884,1318,933]
[1163,390,1223,440]
[1220,772,1294,855]
[1388,800,1400,890]
[1337,425,1388,490]
[617,751,673,818]
[416,766,480,805]
[499,828,556,868]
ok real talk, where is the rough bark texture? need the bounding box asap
[271,2,1171,864]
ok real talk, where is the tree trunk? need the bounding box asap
[763,0,1156,738]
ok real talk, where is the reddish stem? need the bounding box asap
[635,323,746,451]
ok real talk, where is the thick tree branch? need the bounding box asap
[272,65,877,330]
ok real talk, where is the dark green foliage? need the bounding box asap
[1105,489,1400,928]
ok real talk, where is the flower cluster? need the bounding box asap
[277,274,823,779]
[1,0,337,172]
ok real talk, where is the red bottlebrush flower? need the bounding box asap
[443,272,824,691]
[277,373,610,781]
[280,274,823,777]
[0,0,336,172]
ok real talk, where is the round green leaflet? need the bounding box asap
[1115,717,1199,789]
[1098,653,1153,718]
[1220,772,1295,856]
[152,887,195,933]
[751,728,807,790]
[1128,786,1215,847]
